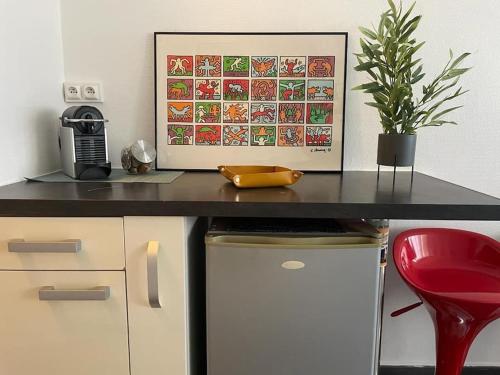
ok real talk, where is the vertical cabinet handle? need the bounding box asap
[147,240,161,308]
[39,286,110,301]
[8,239,81,253]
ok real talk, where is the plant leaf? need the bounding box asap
[428,78,459,101]
[412,64,423,78]
[411,73,425,84]
[366,102,392,117]
[366,86,386,93]
[430,106,463,121]
[399,16,421,42]
[360,27,378,40]
[399,2,416,28]
[387,0,397,16]
[354,61,378,71]
[443,68,471,80]
[353,82,381,91]
[420,120,458,128]
[450,52,471,69]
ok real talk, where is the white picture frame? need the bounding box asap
[155,32,347,171]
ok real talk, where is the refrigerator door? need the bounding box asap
[206,237,382,375]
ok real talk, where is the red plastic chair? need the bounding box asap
[392,228,500,375]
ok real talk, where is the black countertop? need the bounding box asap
[0,171,498,220]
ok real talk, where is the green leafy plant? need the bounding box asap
[354,0,471,134]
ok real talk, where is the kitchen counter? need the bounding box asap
[0,171,498,220]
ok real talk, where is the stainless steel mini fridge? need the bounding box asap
[205,218,384,375]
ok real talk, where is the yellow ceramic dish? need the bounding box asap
[218,165,304,188]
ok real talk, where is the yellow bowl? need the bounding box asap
[218,165,304,188]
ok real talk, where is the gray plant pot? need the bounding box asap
[377,134,417,167]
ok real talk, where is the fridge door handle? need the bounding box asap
[147,240,161,308]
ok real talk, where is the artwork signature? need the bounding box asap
[310,148,332,153]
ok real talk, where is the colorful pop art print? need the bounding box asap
[223,125,249,146]
[223,102,249,123]
[167,102,193,123]
[250,103,277,124]
[223,80,249,101]
[251,79,277,101]
[167,79,193,100]
[251,56,278,77]
[195,102,221,123]
[195,55,221,77]
[250,126,276,146]
[156,32,347,171]
[279,56,306,77]
[307,80,334,101]
[308,56,335,77]
[195,125,222,145]
[167,124,194,145]
[279,80,305,101]
[195,79,221,100]
[306,103,334,124]
[278,103,305,124]
[278,126,304,147]
[306,126,332,147]
[223,56,250,77]
[167,55,193,76]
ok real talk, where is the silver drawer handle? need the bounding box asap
[147,240,161,308]
[8,239,81,253]
[39,286,110,301]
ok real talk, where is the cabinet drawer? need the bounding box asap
[0,218,125,270]
[0,270,129,375]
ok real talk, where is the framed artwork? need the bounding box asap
[155,32,347,171]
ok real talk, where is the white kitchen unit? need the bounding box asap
[0,218,129,375]
[125,216,204,375]
[0,216,204,375]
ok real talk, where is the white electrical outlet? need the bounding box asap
[63,82,103,103]
[82,83,102,101]
[63,83,82,101]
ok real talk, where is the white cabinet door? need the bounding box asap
[0,271,129,375]
[124,217,196,375]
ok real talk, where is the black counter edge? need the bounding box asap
[0,200,499,220]
[380,366,498,375]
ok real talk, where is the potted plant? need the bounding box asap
[354,0,470,167]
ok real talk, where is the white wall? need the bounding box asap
[0,0,65,185]
[29,0,500,366]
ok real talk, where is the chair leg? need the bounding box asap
[432,311,485,375]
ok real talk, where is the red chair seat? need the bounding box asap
[436,292,500,305]
[393,228,500,375]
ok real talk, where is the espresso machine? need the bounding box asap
[59,106,111,179]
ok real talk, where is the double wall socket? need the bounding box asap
[64,82,103,103]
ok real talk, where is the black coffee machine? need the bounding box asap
[59,106,112,179]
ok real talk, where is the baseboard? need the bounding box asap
[380,366,499,375]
